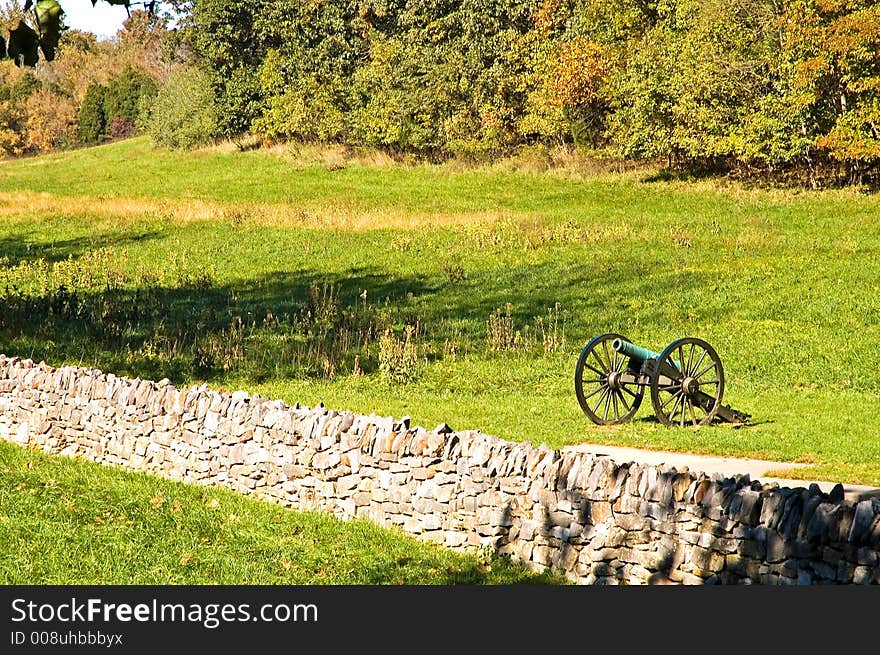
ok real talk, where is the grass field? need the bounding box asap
[0,441,560,584]
[1,137,879,489]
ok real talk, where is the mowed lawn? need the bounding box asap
[1,137,879,487]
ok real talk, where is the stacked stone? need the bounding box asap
[0,354,878,585]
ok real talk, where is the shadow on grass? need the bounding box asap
[641,160,880,193]
[360,554,562,585]
[0,229,166,266]
[0,255,712,388]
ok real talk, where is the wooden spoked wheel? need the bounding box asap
[650,337,724,427]
[575,333,643,425]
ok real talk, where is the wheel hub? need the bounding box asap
[682,376,700,396]
[607,371,622,390]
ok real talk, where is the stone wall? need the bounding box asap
[1,354,878,585]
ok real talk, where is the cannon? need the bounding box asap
[574,333,750,427]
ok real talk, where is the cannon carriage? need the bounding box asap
[574,333,749,427]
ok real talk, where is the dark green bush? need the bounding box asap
[104,65,158,129]
[77,83,106,145]
[10,71,40,103]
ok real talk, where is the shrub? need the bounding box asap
[215,66,264,140]
[23,89,77,152]
[9,71,40,103]
[77,83,106,144]
[378,326,420,384]
[486,304,534,353]
[104,65,158,129]
[147,67,217,149]
[487,304,517,352]
[252,74,345,143]
[108,116,136,139]
[0,100,23,155]
[524,38,610,147]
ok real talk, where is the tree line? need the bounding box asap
[3,1,880,185]
[182,0,880,183]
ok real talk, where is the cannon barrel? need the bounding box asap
[611,338,662,362]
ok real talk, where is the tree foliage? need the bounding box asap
[147,65,215,149]
[0,1,172,67]
[0,5,171,157]
[77,82,106,144]
[2,0,879,180]
[178,0,880,179]
[104,64,157,127]
[22,86,75,149]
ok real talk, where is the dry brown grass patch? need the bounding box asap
[0,191,507,231]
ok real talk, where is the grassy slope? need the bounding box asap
[0,137,879,486]
[0,441,559,584]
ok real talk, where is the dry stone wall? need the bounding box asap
[1,354,878,585]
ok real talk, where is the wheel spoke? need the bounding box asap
[612,391,619,418]
[621,385,638,399]
[691,350,708,377]
[686,343,696,376]
[661,391,680,410]
[602,388,612,420]
[585,362,606,377]
[689,398,698,426]
[603,340,613,373]
[584,384,608,402]
[668,394,683,422]
[617,389,631,412]
[694,362,716,380]
[591,349,609,373]
[592,387,610,414]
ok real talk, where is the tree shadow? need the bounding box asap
[0,266,440,384]
[359,550,563,585]
[0,229,166,266]
[0,249,741,417]
[640,160,880,193]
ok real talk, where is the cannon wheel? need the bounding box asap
[575,333,643,425]
[650,337,724,427]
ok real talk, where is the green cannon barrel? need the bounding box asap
[611,338,661,362]
[612,338,682,372]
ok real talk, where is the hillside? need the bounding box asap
[1,137,878,486]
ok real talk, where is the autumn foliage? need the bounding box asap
[0,9,170,157]
[546,40,608,112]
[22,87,75,151]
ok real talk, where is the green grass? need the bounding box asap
[1,137,879,488]
[0,441,560,584]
